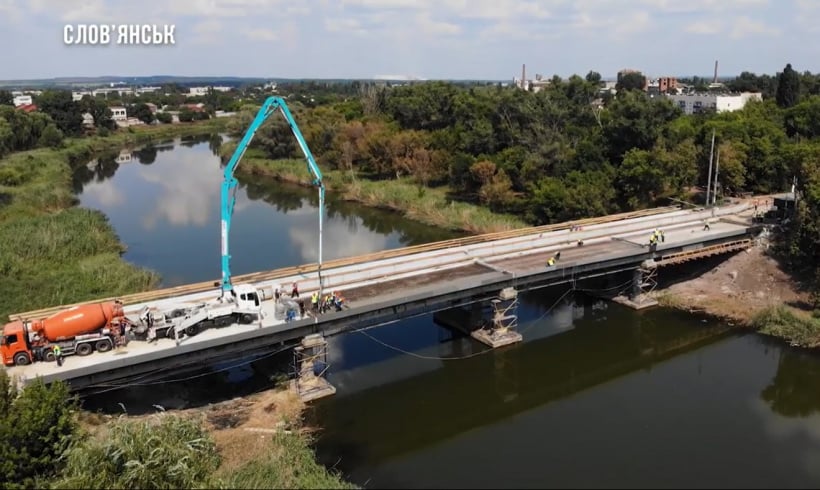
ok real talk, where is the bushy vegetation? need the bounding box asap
[53,415,219,489]
[219,432,355,489]
[0,372,78,489]
[751,306,820,348]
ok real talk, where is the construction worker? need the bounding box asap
[703,219,711,231]
[291,282,299,298]
[53,345,63,367]
[311,292,319,313]
[546,256,556,267]
[660,230,665,242]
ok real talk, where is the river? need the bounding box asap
[76,136,820,488]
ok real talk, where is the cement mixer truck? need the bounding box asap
[1,301,126,366]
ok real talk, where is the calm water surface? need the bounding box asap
[76,136,820,488]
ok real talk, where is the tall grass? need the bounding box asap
[233,154,528,234]
[218,432,355,489]
[751,306,820,348]
[53,415,219,489]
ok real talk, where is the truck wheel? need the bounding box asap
[13,352,30,366]
[166,327,176,339]
[44,350,56,362]
[95,339,113,352]
[185,324,200,336]
[241,314,254,324]
[76,343,93,356]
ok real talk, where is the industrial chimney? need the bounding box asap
[522,64,526,90]
[713,60,719,83]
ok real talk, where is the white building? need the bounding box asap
[187,87,209,96]
[13,95,32,107]
[665,92,762,115]
[110,106,127,121]
[72,91,93,101]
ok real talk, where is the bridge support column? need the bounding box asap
[612,262,659,310]
[472,287,523,348]
[290,334,336,402]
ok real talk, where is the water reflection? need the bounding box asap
[761,346,820,418]
[74,136,463,286]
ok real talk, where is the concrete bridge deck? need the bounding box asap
[6,201,763,391]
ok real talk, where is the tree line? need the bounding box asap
[225,64,820,299]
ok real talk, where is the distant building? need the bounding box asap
[13,95,32,107]
[136,86,161,94]
[145,103,158,113]
[110,106,128,121]
[81,112,95,128]
[665,92,763,115]
[181,103,206,112]
[72,91,92,101]
[16,104,37,113]
[657,77,677,93]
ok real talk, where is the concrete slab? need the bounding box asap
[471,329,524,348]
[611,295,659,310]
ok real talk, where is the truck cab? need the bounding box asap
[232,283,264,310]
[1,320,31,366]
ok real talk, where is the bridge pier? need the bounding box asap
[290,334,336,402]
[611,262,659,310]
[471,287,523,348]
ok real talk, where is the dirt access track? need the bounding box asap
[654,243,809,323]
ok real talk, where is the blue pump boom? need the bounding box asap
[220,97,325,296]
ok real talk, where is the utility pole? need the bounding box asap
[705,129,715,207]
[712,148,720,206]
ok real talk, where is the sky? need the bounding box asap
[0,0,817,81]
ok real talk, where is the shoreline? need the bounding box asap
[0,118,354,488]
[650,243,820,348]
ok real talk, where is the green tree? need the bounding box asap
[38,123,64,148]
[615,71,646,92]
[0,90,12,106]
[0,373,78,489]
[80,98,114,130]
[776,63,801,108]
[585,71,602,85]
[35,90,82,136]
[178,108,196,122]
[130,103,155,124]
[156,112,172,124]
[53,415,219,490]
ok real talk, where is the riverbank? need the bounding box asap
[653,243,820,347]
[77,388,353,488]
[0,119,229,319]
[224,148,528,234]
[0,119,356,489]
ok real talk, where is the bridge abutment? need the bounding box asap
[290,334,336,402]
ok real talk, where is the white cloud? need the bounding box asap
[324,17,366,35]
[730,16,779,39]
[685,19,723,34]
[289,217,389,263]
[138,149,222,231]
[415,14,462,36]
[82,177,126,207]
[245,28,278,41]
[191,20,222,44]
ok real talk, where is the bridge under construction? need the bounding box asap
[5,198,767,399]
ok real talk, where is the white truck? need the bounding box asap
[130,284,274,341]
